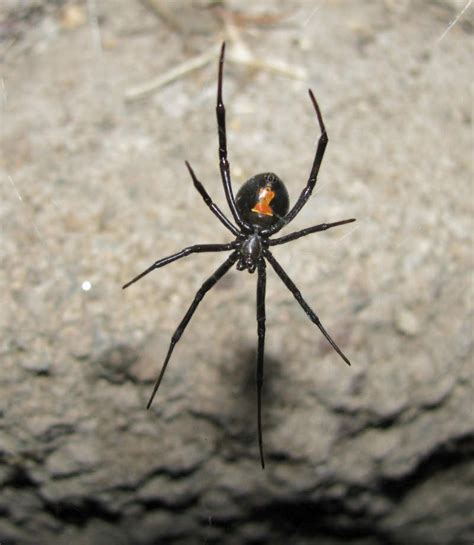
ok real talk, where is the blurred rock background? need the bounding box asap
[0,0,472,544]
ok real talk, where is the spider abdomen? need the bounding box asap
[235,173,289,229]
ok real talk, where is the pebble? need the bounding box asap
[394,308,420,336]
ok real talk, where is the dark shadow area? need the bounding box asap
[378,432,474,500]
[217,343,285,461]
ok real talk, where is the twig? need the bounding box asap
[124,6,306,101]
[124,44,220,102]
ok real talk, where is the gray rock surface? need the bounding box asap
[1,1,472,544]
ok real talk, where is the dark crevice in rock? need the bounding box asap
[336,386,455,440]
[2,464,36,489]
[139,496,198,512]
[37,423,76,443]
[336,409,404,440]
[239,435,474,543]
[43,498,121,525]
[142,465,202,481]
[247,498,394,544]
[378,432,474,500]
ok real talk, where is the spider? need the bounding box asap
[123,43,355,468]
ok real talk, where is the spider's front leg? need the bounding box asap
[216,43,252,233]
[264,90,328,237]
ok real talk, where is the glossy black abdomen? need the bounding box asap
[235,173,290,229]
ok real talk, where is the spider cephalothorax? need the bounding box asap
[123,43,355,468]
[236,234,264,273]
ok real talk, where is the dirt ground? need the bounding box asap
[1,1,473,544]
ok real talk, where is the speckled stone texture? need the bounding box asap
[1,1,473,544]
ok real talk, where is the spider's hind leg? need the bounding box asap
[265,250,351,366]
[256,258,267,469]
[146,251,239,409]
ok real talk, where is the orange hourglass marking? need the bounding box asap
[251,187,275,216]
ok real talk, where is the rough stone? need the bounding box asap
[0,1,472,544]
[45,436,100,478]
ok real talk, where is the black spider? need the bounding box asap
[123,43,355,468]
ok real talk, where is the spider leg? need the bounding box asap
[147,251,239,409]
[122,242,236,289]
[256,258,267,469]
[216,43,251,233]
[264,250,351,366]
[265,90,328,236]
[269,218,356,247]
[185,161,240,236]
